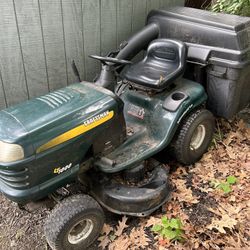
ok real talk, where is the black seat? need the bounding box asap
[123,39,187,91]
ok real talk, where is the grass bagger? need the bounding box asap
[0,7,249,250]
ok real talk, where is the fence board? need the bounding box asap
[82,0,100,81]
[132,0,147,33]
[160,0,185,8]
[100,0,117,55]
[147,0,160,13]
[0,72,6,109]
[175,0,185,6]
[117,0,133,44]
[62,0,85,84]
[0,0,28,106]
[14,0,49,98]
[131,0,147,61]
[39,0,67,91]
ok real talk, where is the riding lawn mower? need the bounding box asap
[0,7,249,250]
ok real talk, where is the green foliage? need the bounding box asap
[152,216,184,241]
[226,175,237,184]
[210,175,238,194]
[211,0,250,17]
[218,182,232,193]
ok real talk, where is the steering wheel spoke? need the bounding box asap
[89,55,132,66]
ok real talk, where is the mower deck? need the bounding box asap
[90,163,171,217]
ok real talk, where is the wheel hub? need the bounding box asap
[190,124,206,150]
[68,219,94,244]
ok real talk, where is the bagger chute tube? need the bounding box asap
[0,7,249,250]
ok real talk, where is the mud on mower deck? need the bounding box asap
[89,160,171,217]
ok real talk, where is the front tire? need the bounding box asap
[44,194,104,250]
[171,108,215,165]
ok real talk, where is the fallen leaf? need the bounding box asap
[207,214,237,233]
[159,245,168,250]
[226,146,236,159]
[173,179,199,204]
[129,227,151,249]
[158,236,171,247]
[98,235,111,249]
[101,223,113,236]
[108,235,130,250]
[229,195,236,202]
[144,216,161,228]
[115,216,128,237]
[224,132,235,146]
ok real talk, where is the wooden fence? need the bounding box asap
[0,0,184,109]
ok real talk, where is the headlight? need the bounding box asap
[0,141,24,163]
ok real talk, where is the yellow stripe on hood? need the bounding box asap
[36,110,114,153]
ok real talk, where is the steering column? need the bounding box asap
[89,55,131,92]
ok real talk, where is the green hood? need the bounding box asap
[0,110,28,143]
[0,82,120,157]
[4,83,106,134]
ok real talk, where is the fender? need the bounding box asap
[96,78,207,173]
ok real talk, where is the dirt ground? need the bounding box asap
[0,110,249,250]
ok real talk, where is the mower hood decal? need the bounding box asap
[36,110,114,153]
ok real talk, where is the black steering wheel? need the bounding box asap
[89,55,132,66]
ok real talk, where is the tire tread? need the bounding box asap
[172,108,214,165]
[44,194,104,250]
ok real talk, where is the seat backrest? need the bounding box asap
[147,39,187,70]
[148,39,182,63]
[146,39,187,90]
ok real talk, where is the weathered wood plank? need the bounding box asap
[62,0,85,84]
[82,0,101,81]
[132,0,147,33]
[131,0,147,61]
[100,0,117,55]
[117,0,133,44]
[161,0,185,8]
[39,0,67,91]
[0,72,6,109]
[160,0,169,8]
[147,0,160,13]
[14,0,49,98]
[0,0,28,106]
[172,0,185,7]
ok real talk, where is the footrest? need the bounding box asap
[94,136,158,173]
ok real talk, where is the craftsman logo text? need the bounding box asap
[84,111,110,126]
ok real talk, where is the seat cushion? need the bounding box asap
[123,39,187,91]
[123,60,177,89]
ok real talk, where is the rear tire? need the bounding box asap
[171,108,215,165]
[44,194,104,250]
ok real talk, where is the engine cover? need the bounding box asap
[0,82,125,203]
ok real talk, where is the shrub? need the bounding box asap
[211,0,250,16]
